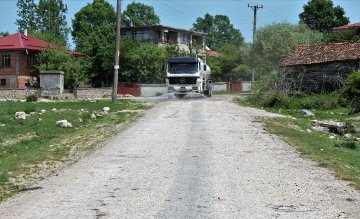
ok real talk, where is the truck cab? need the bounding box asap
[166,57,212,98]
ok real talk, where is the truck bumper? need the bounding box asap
[167,85,200,94]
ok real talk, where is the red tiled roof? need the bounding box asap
[0,32,57,51]
[281,42,360,67]
[332,22,360,31]
[204,47,222,57]
[0,32,83,56]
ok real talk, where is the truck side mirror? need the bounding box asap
[204,65,207,71]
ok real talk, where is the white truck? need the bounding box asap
[166,57,212,98]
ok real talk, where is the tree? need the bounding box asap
[0,32,10,37]
[343,71,360,114]
[35,0,70,46]
[15,0,37,32]
[120,39,170,83]
[37,48,88,89]
[325,29,360,43]
[192,13,244,49]
[72,0,116,86]
[299,0,349,33]
[122,2,160,27]
[253,23,323,73]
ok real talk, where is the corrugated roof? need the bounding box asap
[281,42,360,67]
[0,32,57,51]
[0,32,83,57]
[332,22,360,31]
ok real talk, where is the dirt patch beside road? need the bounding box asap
[0,96,359,218]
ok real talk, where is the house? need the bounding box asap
[280,42,360,93]
[0,32,81,89]
[121,25,206,54]
[332,22,360,32]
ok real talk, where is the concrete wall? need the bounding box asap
[212,82,228,92]
[242,81,252,92]
[140,84,166,97]
[40,71,64,94]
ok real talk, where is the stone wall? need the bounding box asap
[75,88,112,99]
[0,88,40,99]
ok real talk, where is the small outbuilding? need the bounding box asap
[280,42,360,93]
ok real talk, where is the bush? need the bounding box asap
[342,71,360,114]
[334,141,357,150]
[26,94,38,102]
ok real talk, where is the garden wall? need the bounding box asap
[0,89,40,99]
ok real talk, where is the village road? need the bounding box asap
[0,95,360,218]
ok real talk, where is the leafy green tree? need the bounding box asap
[192,13,244,49]
[72,0,116,86]
[15,0,37,32]
[0,32,10,37]
[207,44,250,81]
[120,39,168,83]
[36,0,70,46]
[229,64,252,81]
[122,2,160,27]
[37,48,88,89]
[325,28,360,43]
[299,0,349,33]
[343,71,360,114]
[72,0,116,51]
[253,23,323,73]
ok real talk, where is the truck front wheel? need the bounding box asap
[204,87,212,97]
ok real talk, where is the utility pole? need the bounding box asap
[248,3,263,83]
[112,0,122,103]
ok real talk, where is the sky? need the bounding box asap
[0,0,359,48]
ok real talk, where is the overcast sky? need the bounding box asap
[0,0,359,47]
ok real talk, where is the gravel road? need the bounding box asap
[1,95,360,219]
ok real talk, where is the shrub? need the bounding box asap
[26,94,38,102]
[343,71,360,114]
[334,141,357,150]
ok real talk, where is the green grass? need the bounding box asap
[0,99,150,200]
[235,97,360,190]
[264,117,360,190]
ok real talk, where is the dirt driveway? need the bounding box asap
[0,95,359,218]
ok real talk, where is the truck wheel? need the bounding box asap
[205,86,212,97]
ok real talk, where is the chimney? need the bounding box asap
[24,29,28,37]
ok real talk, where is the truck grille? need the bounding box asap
[168,77,197,85]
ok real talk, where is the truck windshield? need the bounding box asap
[168,63,198,74]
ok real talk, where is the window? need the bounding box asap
[0,79,6,86]
[27,54,37,68]
[1,54,11,67]
[180,33,189,44]
[132,30,150,41]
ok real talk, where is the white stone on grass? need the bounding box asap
[103,107,110,113]
[56,120,72,128]
[14,112,26,120]
[41,109,46,113]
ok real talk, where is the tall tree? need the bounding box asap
[299,0,349,33]
[35,0,70,46]
[72,0,116,86]
[121,2,160,27]
[15,0,37,32]
[192,13,244,49]
[253,23,323,73]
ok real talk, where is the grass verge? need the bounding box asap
[235,97,360,190]
[0,99,150,201]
